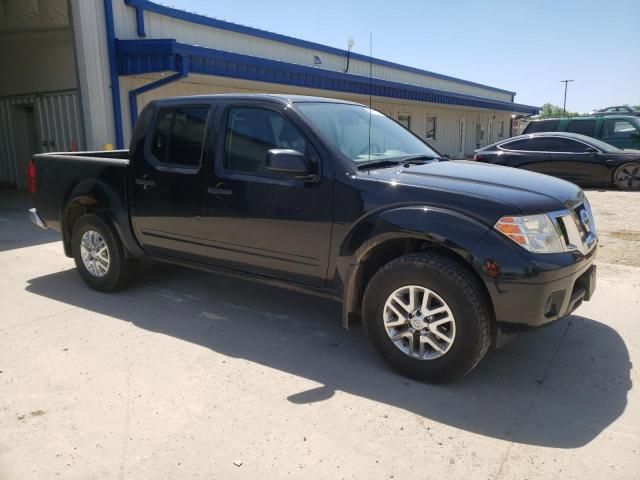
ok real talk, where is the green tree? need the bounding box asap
[537,103,580,118]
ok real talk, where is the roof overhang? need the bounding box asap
[116,39,540,115]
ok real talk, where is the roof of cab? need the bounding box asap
[529,115,638,122]
[149,93,364,106]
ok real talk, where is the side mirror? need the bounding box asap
[266,149,317,181]
[585,147,599,154]
[630,131,640,138]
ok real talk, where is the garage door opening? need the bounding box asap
[0,0,84,188]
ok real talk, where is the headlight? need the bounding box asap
[495,214,564,253]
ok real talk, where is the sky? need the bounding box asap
[158,0,640,112]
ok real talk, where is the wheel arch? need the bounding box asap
[339,206,493,329]
[61,178,144,258]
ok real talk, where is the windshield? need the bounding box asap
[295,102,438,163]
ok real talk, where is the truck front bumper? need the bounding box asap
[28,208,48,230]
[473,230,597,332]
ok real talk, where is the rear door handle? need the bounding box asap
[208,186,232,196]
[135,177,156,190]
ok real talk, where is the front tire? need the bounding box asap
[362,253,493,383]
[71,214,136,292]
[613,162,640,191]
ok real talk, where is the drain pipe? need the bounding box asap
[128,55,189,129]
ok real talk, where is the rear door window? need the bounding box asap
[527,137,590,152]
[566,120,596,136]
[150,106,210,169]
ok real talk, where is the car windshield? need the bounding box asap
[295,102,438,163]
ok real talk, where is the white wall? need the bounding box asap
[69,0,116,150]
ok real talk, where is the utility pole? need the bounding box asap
[560,80,574,117]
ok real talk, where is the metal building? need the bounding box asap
[0,0,539,188]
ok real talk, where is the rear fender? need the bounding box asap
[61,178,144,258]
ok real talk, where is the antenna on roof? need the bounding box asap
[343,36,354,73]
[368,32,373,160]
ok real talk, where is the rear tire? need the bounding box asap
[613,162,640,190]
[71,214,137,292]
[362,253,493,383]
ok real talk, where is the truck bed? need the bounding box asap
[32,150,130,233]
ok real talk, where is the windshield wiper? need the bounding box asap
[398,154,438,166]
[356,159,402,170]
[356,155,440,171]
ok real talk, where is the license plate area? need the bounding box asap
[578,265,597,301]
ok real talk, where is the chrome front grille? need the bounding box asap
[549,201,597,255]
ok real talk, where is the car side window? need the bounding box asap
[150,106,210,169]
[511,137,591,153]
[500,139,531,151]
[566,120,595,136]
[548,138,590,152]
[602,119,637,139]
[223,107,307,174]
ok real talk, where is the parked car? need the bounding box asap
[28,94,597,382]
[522,115,640,150]
[588,106,640,117]
[474,132,640,190]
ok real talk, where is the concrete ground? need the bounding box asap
[1,189,638,479]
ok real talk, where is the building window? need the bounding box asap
[398,113,411,129]
[498,120,505,137]
[426,116,436,140]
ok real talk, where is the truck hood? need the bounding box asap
[358,160,584,216]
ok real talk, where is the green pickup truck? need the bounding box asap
[523,115,640,150]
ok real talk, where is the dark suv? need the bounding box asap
[523,115,640,150]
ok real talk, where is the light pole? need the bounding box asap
[560,80,574,117]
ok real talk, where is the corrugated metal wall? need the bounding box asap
[0,97,21,186]
[36,91,85,152]
[110,1,513,102]
[0,90,84,187]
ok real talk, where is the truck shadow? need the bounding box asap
[26,262,632,449]
[0,189,60,252]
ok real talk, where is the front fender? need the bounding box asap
[337,206,490,327]
[61,178,144,258]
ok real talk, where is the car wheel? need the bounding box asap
[362,253,493,383]
[613,162,640,191]
[71,214,137,292]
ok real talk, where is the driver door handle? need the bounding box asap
[135,175,155,190]
[208,185,232,196]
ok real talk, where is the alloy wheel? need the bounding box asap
[383,285,456,360]
[80,230,110,278]
[614,163,640,190]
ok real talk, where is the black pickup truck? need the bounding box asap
[29,94,598,382]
